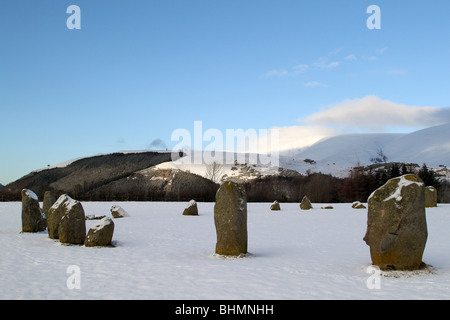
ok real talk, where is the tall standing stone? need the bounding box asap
[364,174,428,270]
[58,199,86,245]
[214,181,248,256]
[47,194,71,239]
[43,191,57,217]
[47,194,86,245]
[425,186,437,208]
[21,189,46,233]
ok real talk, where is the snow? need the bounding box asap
[23,189,38,201]
[186,200,197,208]
[91,217,113,232]
[382,176,424,202]
[51,194,79,212]
[1,201,450,300]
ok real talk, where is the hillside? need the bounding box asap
[0,151,174,201]
[280,123,450,178]
[2,123,450,203]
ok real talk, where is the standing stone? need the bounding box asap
[47,194,71,239]
[43,191,57,217]
[183,200,199,216]
[58,198,86,245]
[270,200,281,211]
[214,181,248,256]
[47,194,86,244]
[111,205,130,218]
[425,186,437,208]
[299,196,313,210]
[352,201,366,209]
[21,189,46,233]
[363,174,428,270]
[85,217,115,247]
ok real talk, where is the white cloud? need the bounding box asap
[262,69,289,78]
[344,54,356,61]
[302,95,450,132]
[304,81,327,88]
[248,125,337,154]
[293,64,309,74]
[263,54,342,78]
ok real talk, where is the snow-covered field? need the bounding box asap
[1,201,450,300]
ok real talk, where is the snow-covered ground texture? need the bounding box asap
[1,201,450,300]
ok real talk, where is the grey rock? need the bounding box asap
[214,181,248,256]
[47,194,86,245]
[364,174,428,270]
[300,196,313,210]
[270,200,281,211]
[85,217,115,247]
[111,205,130,218]
[183,200,199,216]
[58,199,86,245]
[425,186,437,208]
[21,189,46,233]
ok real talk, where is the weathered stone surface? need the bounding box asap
[21,189,46,233]
[43,191,57,217]
[183,200,199,216]
[364,174,428,270]
[85,217,115,247]
[111,205,130,218]
[58,199,86,245]
[299,196,312,210]
[214,181,248,256]
[425,186,437,208]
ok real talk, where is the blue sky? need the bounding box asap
[1,0,449,184]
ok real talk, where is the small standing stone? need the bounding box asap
[85,217,115,247]
[364,174,428,270]
[111,205,130,218]
[214,181,248,256]
[183,200,199,216]
[300,196,313,210]
[352,201,366,209]
[21,189,46,233]
[270,200,281,211]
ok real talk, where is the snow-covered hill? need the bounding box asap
[13,123,450,188]
[279,123,450,178]
[384,123,450,167]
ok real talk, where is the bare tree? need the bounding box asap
[205,161,224,184]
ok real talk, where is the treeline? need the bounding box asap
[245,163,448,203]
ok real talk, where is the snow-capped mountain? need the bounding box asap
[279,123,450,178]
